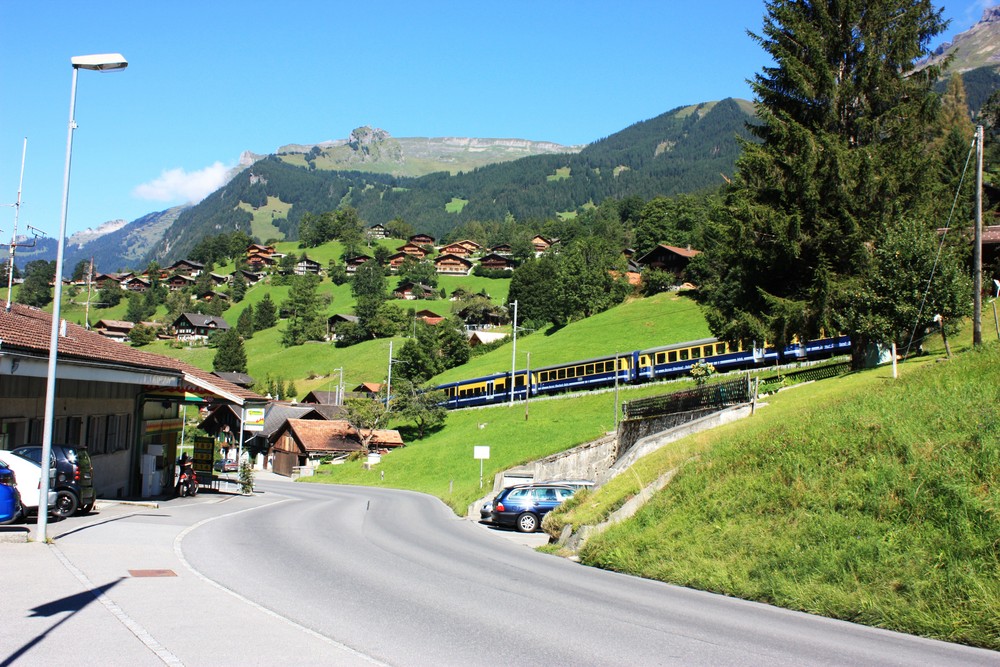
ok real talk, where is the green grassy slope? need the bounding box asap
[557,342,999,650]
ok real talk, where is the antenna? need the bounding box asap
[4,139,28,312]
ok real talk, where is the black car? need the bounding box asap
[11,444,95,518]
[490,484,577,533]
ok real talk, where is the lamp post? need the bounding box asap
[38,53,127,542]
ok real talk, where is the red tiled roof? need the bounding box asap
[0,303,263,403]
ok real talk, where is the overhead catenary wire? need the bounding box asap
[903,132,978,360]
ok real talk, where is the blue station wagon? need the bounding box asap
[490,484,576,533]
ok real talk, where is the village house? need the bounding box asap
[397,242,429,258]
[532,235,557,254]
[434,253,473,275]
[636,244,702,276]
[165,259,204,277]
[386,252,410,272]
[490,243,513,255]
[0,303,265,499]
[295,256,322,275]
[393,281,436,300]
[268,419,404,476]
[327,313,359,340]
[92,319,136,342]
[165,274,196,291]
[367,223,388,240]
[478,253,515,271]
[415,309,444,326]
[344,255,373,273]
[438,242,473,257]
[408,233,435,246]
[172,312,230,341]
[122,276,151,292]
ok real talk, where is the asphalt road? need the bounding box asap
[179,480,998,667]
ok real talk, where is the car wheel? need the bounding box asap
[53,490,78,519]
[516,512,539,533]
[80,502,94,514]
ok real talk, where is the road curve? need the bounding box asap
[181,480,998,667]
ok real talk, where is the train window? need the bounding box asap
[715,343,726,355]
[558,368,566,380]
[668,351,677,363]
[568,367,577,378]
[514,375,525,387]
[585,364,594,375]
[679,349,689,361]
[700,346,710,357]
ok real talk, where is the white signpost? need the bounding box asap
[474,446,490,489]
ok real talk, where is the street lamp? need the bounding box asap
[38,53,127,541]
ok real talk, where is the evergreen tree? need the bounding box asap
[280,274,326,346]
[230,271,247,302]
[390,379,447,439]
[127,323,157,347]
[352,260,388,336]
[237,304,255,339]
[125,292,152,324]
[699,0,963,367]
[254,293,278,330]
[212,329,248,373]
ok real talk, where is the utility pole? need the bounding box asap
[973,124,984,347]
[509,300,518,406]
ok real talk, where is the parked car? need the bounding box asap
[11,444,95,518]
[0,453,56,521]
[0,462,21,524]
[213,459,238,473]
[490,484,577,533]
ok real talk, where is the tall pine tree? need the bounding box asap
[700,0,969,366]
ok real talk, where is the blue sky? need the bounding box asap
[0,1,994,242]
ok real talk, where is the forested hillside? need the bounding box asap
[147,99,755,264]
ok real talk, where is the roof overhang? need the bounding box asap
[0,349,180,387]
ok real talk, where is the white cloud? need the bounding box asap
[132,162,231,203]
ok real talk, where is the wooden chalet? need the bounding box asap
[165,259,204,277]
[351,382,383,399]
[636,244,702,274]
[439,242,473,257]
[166,274,196,291]
[478,253,515,271]
[195,289,229,303]
[122,276,150,292]
[386,252,410,271]
[394,281,436,300]
[269,419,403,476]
[344,255,373,273]
[172,312,230,341]
[409,233,435,246]
[490,243,513,255]
[327,313,359,340]
[415,309,445,326]
[237,269,264,285]
[93,273,122,289]
[93,319,135,342]
[367,223,388,239]
[532,235,556,254]
[434,253,473,275]
[397,243,429,258]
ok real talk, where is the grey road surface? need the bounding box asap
[180,480,999,667]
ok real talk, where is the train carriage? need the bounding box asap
[433,333,850,410]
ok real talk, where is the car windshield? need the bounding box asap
[11,447,42,465]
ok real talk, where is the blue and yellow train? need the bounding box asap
[433,335,851,410]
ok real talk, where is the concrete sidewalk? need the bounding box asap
[2,471,380,667]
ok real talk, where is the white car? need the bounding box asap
[0,452,57,520]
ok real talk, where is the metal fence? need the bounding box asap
[622,376,752,421]
[757,361,850,392]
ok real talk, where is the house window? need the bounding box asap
[87,416,107,455]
